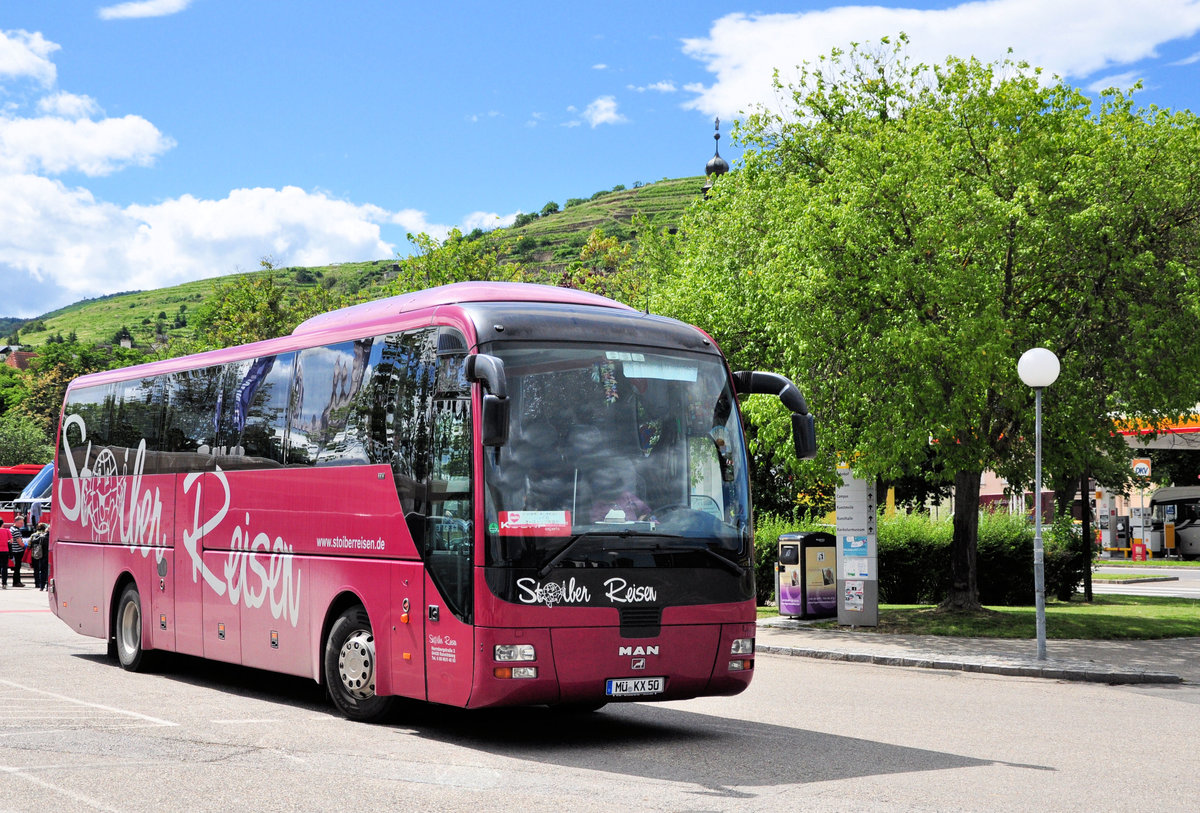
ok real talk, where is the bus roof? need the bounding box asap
[65,282,643,390]
[292,281,634,338]
[1149,486,1200,504]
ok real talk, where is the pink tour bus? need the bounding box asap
[48,281,815,721]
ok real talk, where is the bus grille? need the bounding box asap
[619,607,662,638]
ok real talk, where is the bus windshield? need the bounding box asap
[483,343,751,570]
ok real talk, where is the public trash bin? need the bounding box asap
[777,531,837,619]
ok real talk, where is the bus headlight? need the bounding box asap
[730,637,755,656]
[494,644,536,662]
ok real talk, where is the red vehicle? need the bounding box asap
[0,463,45,526]
[48,282,815,720]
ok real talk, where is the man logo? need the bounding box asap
[618,645,659,656]
[631,657,646,670]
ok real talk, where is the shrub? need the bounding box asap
[752,513,829,605]
[751,507,1084,608]
[877,512,952,603]
[976,509,1034,605]
[1044,514,1088,601]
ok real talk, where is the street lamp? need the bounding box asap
[1018,347,1060,661]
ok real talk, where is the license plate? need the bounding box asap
[605,677,665,696]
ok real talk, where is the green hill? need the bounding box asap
[8,176,705,350]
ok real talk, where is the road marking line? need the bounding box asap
[0,679,177,727]
[0,764,123,812]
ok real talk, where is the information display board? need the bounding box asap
[835,464,878,626]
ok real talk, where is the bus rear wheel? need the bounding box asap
[324,606,395,722]
[114,583,153,672]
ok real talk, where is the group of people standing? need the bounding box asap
[1,507,49,590]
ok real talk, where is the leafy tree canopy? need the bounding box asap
[653,35,1200,608]
[0,411,52,466]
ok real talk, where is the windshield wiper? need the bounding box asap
[649,541,746,576]
[535,531,745,578]
[535,529,637,578]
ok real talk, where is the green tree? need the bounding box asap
[654,37,1200,609]
[17,340,146,434]
[0,411,53,465]
[394,229,529,293]
[0,365,26,414]
[189,270,344,349]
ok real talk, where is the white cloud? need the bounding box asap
[629,80,678,93]
[461,210,518,232]
[682,0,1200,118]
[37,92,102,119]
[581,95,628,127]
[0,29,59,86]
[0,114,175,176]
[0,179,403,309]
[593,63,608,70]
[0,25,479,317]
[1087,71,1143,93]
[98,0,195,20]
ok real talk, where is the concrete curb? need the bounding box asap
[757,643,1184,684]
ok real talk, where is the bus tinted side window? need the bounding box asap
[365,329,437,513]
[220,353,294,469]
[163,366,223,471]
[62,384,113,478]
[291,339,374,466]
[112,378,163,474]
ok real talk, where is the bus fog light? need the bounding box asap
[494,644,536,662]
[728,659,753,671]
[730,637,755,655]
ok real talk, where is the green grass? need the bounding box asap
[14,261,398,348]
[760,595,1200,640]
[1096,558,1200,567]
[1091,572,1177,581]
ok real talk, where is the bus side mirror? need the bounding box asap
[467,354,510,447]
[792,412,816,460]
[732,370,818,460]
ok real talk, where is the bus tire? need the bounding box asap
[324,606,395,722]
[114,583,153,672]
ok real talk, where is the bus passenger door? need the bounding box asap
[423,395,475,707]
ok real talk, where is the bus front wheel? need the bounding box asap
[324,606,395,722]
[114,583,152,672]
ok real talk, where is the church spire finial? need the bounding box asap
[703,116,730,197]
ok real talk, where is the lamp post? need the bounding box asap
[1018,347,1060,661]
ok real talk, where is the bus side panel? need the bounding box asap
[388,561,426,701]
[201,545,242,664]
[173,472,209,658]
[139,472,178,654]
[424,570,474,707]
[238,547,312,677]
[51,542,107,640]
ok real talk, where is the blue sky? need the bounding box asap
[5,0,1200,318]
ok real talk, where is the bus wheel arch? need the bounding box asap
[322,600,396,722]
